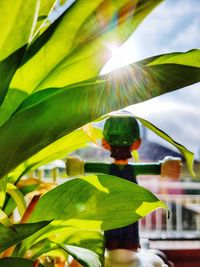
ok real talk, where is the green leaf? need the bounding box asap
[135,116,195,176]
[146,49,200,68]
[8,128,102,184]
[0,48,199,179]
[28,175,166,229]
[0,89,28,127]
[6,183,26,216]
[1,0,162,125]
[0,209,14,228]
[0,48,27,105]
[59,244,101,267]
[33,0,163,91]
[20,175,164,256]
[27,239,58,259]
[0,0,38,60]
[0,0,39,104]
[137,49,200,95]
[0,221,50,253]
[0,258,44,267]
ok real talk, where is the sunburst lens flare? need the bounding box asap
[101,40,140,75]
[98,63,162,116]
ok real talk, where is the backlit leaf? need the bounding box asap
[6,183,26,216]
[0,49,199,178]
[0,258,44,267]
[0,0,38,104]
[0,0,162,125]
[0,0,38,61]
[28,175,166,229]
[135,116,195,176]
[0,221,50,253]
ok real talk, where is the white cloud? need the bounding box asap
[170,19,200,50]
[127,0,200,57]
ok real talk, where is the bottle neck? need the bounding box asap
[104,221,140,251]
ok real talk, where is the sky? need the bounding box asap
[102,0,200,159]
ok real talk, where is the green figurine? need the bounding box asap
[67,115,180,267]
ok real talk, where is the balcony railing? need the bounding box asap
[139,180,200,240]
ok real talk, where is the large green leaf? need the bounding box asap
[0,221,50,253]
[0,0,38,104]
[0,258,44,267]
[0,89,28,127]
[0,0,162,126]
[0,47,27,106]
[0,49,199,178]
[13,0,162,91]
[145,49,200,67]
[28,175,166,228]
[0,0,38,61]
[19,175,164,256]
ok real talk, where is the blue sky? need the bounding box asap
[103,0,200,159]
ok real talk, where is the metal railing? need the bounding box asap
[139,180,200,240]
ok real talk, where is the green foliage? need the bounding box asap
[0,257,44,267]
[28,175,166,226]
[0,0,39,104]
[0,175,165,265]
[8,127,102,184]
[17,175,165,262]
[30,230,104,266]
[0,0,199,180]
[0,0,199,266]
[0,221,50,253]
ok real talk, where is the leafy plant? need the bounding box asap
[0,0,199,266]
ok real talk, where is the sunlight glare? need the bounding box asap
[101,41,139,75]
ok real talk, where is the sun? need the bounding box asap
[101,41,140,75]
